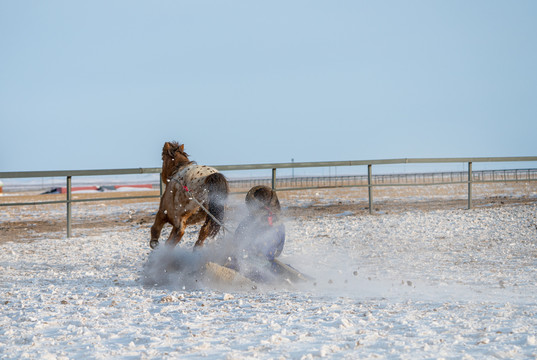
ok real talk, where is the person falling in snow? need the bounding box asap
[228,185,285,282]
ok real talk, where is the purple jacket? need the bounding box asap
[235,214,285,261]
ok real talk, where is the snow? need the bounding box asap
[1,198,537,359]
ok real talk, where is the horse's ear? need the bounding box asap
[179,144,184,152]
[162,142,174,161]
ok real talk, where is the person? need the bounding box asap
[227,185,286,282]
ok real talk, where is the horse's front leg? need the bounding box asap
[150,210,167,249]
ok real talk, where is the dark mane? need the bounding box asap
[162,141,189,160]
[161,141,194,181]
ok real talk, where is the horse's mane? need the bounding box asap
[162,141,189,160]
[162,141,195,180]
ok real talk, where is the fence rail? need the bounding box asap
[1,156,537,238]
[228,168,537,191]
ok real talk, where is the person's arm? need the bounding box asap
[273,225,285,258]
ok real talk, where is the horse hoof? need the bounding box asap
[150,240,159,249]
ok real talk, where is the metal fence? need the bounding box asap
[1,156,537,237]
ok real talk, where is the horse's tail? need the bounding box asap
[205,172,229,237]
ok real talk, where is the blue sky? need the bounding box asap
[1,1,536,173]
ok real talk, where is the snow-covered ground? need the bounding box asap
[1,197,537,359]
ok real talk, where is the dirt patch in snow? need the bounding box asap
[1,183,536,243]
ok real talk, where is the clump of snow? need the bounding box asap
[1,202,537,359]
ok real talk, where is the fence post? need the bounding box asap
[66,176,72,238]
[468,162,473,210]
[368,164,373,214]
[272,168,276,190]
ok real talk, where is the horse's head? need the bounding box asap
[161,141,190,182]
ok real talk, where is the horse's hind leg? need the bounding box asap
[150,211,167,249]
[194,217,212,247]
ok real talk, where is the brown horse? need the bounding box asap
[150,141,229,249]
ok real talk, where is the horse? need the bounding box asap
[149,141,229,249]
